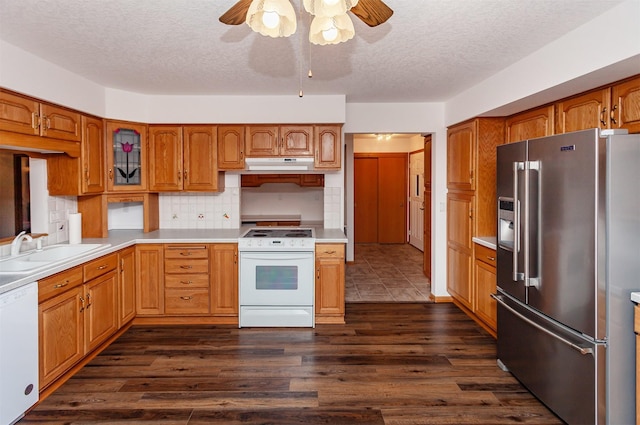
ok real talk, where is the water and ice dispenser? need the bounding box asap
[498,197,515,250]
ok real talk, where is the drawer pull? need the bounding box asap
[180,296,193,301]
[324,250,336,254]
[96,265,108,270]
[487,256,495,261]
[180,252,192,256]
[180,265,193,269]
[180,280,193,285]
[53,280,69,289]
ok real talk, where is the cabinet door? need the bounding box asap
[118,246,136,327]
[210,244,238,316]
[555,88,611,134]
[135,244,164,315]
[447,121,476,191]
[315,244,345,321]
[217,125,245,169]
[82,115,106,194]
[280,125,314,157]
[0,90,40,135]
[314,125,341,169]
[184,125,220,191]
[38,286,84,389]
[84,270,118,353]
[612,76,640,133]
[149,126,183,191]
[447,192,474,309]
[40,103,81,142]
[474,258,497,331]
[505,105,554,143]
[245,125,279,156]
[105,120,148,192]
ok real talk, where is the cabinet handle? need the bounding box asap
[180,265,193,269]
[177,170,182,181]
[44,116,51,130]
[180,280,193,285]
[79,296,85,312]
[86,293,92,308]
[234,252,238,264]
[316,268,320,280]
[180,252,192,256]
[32,112,40,130]
[487,256,495,261]
[96,264,108,270]
[240,151,244,160]
[53,280,69,289]
[600,107,607,127]
[610,104,618,125]
[180,296,193,301]
[84,166,90,183]
[324,250,336,255]
[108,168,113,181]
[469,208,473,219]
[184,170,188,181]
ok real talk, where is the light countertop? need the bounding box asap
[0,227,347,294]
[472,236,497,250]
[631,292,640,303]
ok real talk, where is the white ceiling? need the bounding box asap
[0,0,626,103]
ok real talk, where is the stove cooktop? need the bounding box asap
[243,228,314,238]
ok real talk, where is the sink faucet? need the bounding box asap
[11,231,33,257]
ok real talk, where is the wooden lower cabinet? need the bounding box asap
[210,244,238,316]
[315,243,345,324]
[473,243,497,334]
[164,244,210,315]
[38,252,120,390]
[135,244,164,315]
[118,246,136,326]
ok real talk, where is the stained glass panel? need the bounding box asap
[112,128,142,186]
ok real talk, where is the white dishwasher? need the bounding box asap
[0,282,39,425]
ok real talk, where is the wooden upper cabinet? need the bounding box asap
[505,105,554,143]
[105,120,148,192]
[0,90,81,141]
[447,121,476,191]
[555,88,611,134]
[217,125,245,169]
[314,125,341,169]
[183,126,220,191]
[424,135,432,189]
[82,115,106,193]
[149,126,183,191]
[245,125,314,157]
[611,75,640,133]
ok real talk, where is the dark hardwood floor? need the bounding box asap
[21,303,563,424]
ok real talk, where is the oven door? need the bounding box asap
[239,251,315,307]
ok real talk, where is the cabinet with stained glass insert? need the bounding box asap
[105,120,147,192]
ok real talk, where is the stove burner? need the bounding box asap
[243,228,313,239]
[285,233,306,237]
[252,233,268,237]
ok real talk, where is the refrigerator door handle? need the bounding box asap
[513,162,524,281]
[526,160,541,289]
[491,294,593,355]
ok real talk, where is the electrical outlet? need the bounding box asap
[172,213,178,220]
[198,213,204,219]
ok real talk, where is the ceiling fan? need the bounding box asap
[219,0,394,28]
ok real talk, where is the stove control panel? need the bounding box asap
[237,237,316,251]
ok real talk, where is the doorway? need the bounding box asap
[354,153,407,244]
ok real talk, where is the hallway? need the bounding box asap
[346,243,431,302]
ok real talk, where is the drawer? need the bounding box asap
[83,253,118,281]
[474,244,496,268]
[315,244,345,259]
[165,274,210,288]
[165,259,209,274]
[164,288,210,314]
[38,266,83,303]
[164,245,208,259]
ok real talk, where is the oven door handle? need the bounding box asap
[239,252,314,261]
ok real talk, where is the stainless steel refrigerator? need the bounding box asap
[494,128,640,424]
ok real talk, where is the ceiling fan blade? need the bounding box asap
[350,0,393,27]
[219,0,253,25]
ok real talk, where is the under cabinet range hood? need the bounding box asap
[245,157,313,171]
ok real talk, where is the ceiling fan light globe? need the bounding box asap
[309,14,355,45]
[322,26,338,41]
[303,0,359,17]
[246,0,297,38]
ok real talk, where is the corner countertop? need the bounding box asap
[472,236,497,250]
[631,292,640,304]
[0,227,348,294]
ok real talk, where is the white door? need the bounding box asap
[409,150,424,251]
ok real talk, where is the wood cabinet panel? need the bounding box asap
[245,125,279,156]
[165,274,210,288]
[280,125,314,156]
[447,245,472,310]
[314,125,341,169]
[39,103,81,142]
[505,105,554,143]
[246,125,314,157]
[84,270,118,353]
[38,266,83,303]
[164,245,209,259]
[612,76,640,133]
[447,121,475,191]
[241,174,323,187]
[118,247,136,327]
[149,126,183,191]
[82,115,106,193]
[555,88,611,133]
[315,244,345,323]
[183,125,220,191]
[38,286,84,389]
[135,244,164,315]
[210,244,238,316]
[83,253,118,282]
[105,120,148,192]
[165,259,209,274]
[165,288,210,315]
[447,192,473,249]
[217,125,245,169]
[474,243,497,332]
[0,89,40,135]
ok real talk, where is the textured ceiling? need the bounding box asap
[0,0,625,102]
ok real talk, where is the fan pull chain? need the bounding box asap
[298,0,304,97]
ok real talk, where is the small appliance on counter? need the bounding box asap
[238,228,316,327]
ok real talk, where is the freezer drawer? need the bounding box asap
[495,293,604,424]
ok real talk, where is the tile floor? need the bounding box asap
[346,243,432,302]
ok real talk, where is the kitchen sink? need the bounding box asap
[0,243,111,275]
